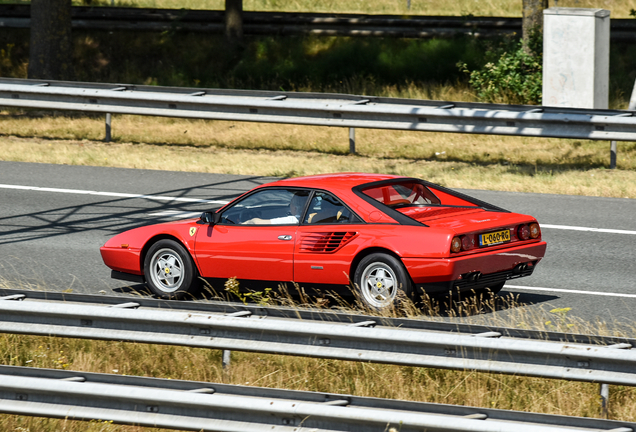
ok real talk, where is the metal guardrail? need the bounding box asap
[1,365,634,432]
[1,291,635,387]
[1,5,636,41]
[0,287,632,347]
[1,78,635,143]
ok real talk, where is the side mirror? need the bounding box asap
[198,211,221,225]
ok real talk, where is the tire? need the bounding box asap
[354,253,413,309]
[144,239,201,299]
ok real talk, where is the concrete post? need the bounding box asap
[543,8,610,109]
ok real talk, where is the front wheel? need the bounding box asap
[144,239,200,299]
[354,253,413,309]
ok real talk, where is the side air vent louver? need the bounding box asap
[300,232,358,253]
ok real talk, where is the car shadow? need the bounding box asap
[110,283,560,320]
[418,289,559,318]
[502,290,559,305]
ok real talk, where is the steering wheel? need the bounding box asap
[239,209,258,224]
[221,215,235,224]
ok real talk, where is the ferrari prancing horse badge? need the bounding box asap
[189,227,197,237]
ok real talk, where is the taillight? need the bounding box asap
[518,224,530,240]
[461,235,474,251]
[529,223,541,239]
[451,236,462,253]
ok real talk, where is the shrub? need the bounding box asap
[458,36,542,105]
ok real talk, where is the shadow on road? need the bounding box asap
[0,175,270,247]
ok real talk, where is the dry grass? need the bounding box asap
[1,287,635,431]
[118,0,636,18]
[1,111,635,199]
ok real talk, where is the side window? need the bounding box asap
[221,189,309,225]
[303,192,361,224]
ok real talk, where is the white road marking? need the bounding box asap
[148,211,203,218]
[3,183,636,234]
[506,285,636,299]
[0,184,230,205]
[541,224,636,236]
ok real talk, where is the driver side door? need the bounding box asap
[194,188,309,283]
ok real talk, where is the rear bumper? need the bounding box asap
[403,241,546,294]
[416,265,536,294]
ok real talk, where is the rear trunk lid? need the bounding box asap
[396,206,535,233]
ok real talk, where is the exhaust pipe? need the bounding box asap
[513,263,529,275]
[465,271,482,282]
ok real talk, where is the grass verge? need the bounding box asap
[1,112,635,199]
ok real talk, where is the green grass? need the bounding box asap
[1,30,635,108]
[1,30,491,90]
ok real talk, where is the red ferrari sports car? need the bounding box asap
[101,173,546,308]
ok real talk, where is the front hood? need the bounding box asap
[397,206,536,232]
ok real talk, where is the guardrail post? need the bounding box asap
[222,349,231,369]
[610,141,617,169]
[105,113,112,142]
[600,383,609,417]
[349,127,355,154]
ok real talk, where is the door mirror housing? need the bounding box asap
[198,211,221,225]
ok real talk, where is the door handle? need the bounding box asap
[278,235,293,241]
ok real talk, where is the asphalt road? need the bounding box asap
[1,161,635,324]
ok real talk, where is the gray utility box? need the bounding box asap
[543,7,610,109]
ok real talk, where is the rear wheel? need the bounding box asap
[144,239,200,299]
[354,253,413,309]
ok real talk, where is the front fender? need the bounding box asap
[100,219,201,275]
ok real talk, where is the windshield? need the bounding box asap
[361,181,441,208]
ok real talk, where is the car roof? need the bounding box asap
[265,173,407,192]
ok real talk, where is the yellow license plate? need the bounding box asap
[479,229,511,246]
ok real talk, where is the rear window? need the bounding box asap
[361,181,441,208]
